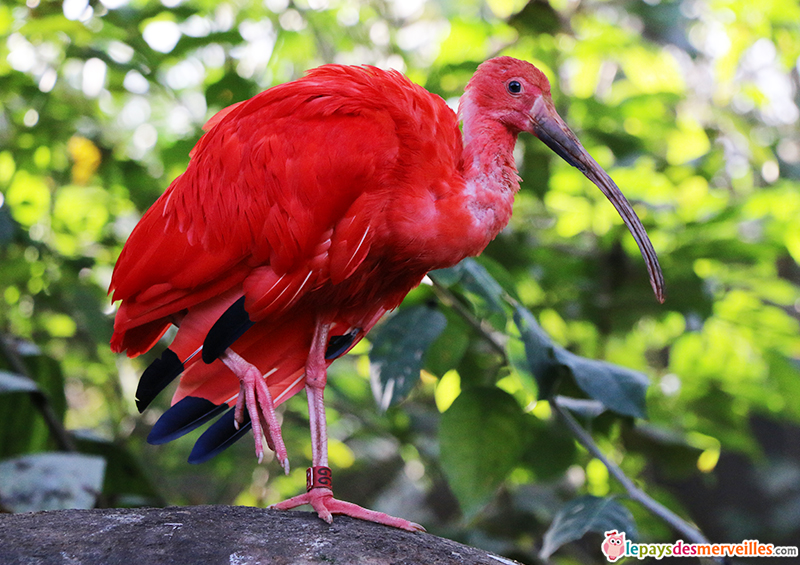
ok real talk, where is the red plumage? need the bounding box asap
[110,58,663,530]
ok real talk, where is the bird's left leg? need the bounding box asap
[220,349,289,473]
[270,319,424,532]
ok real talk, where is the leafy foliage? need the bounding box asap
[1,0,800,562]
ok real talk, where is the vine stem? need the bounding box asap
[551,395,713,547]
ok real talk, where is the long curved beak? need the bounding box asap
[528,96,665,303]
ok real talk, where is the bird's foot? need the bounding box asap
[270,486,425,532]
[224,352,289,472]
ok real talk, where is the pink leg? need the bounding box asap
[221,349,289,474]
[306,321,329,469]
[269,320,424,532]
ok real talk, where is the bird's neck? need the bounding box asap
[458,95,521,240]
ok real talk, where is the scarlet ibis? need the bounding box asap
[110,57,664,531]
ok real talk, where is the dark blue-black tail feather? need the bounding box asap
[135,348,184,413]
[188,407,252,464]
[147,396,228,445]
[202,296,254,364]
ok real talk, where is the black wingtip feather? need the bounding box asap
[202,296,255,364]
[188,407,252,464]
[325,328,361,360]
[135,348,184,413]
[147,396,228,445]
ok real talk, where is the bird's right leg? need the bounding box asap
[270,319,424,531]
[220,349,289,473]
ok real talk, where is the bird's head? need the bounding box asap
[464,56,553,135]
[464,56,665,303]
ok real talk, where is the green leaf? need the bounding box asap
[439,387,524,519]
[513,305,649,419]
[540,495,638,559]
[506,335,539,398]
[0,205,15,246]
[369,305,447,410]
[459,258,509,313]
[513,305,559,397]
[430,258,510,315]
[429,265,462,287]
[520,415,577,480]
[556,350,649,419]
[0,370,39,394]
[425,310,470,377]
[0,452,106,512]
[473,255,523,303]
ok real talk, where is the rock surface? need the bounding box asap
[0,505,522,565]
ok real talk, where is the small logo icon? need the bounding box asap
[601,530,626,562]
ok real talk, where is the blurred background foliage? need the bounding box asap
[1,0,799,562]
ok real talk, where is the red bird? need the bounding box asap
[110,57,663,531]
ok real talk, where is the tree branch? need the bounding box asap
[550,395,713,548]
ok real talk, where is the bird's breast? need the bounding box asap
[382,175,516,271]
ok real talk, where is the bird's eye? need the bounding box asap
[507,80,522,95]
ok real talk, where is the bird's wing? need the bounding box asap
[110,65,458,355]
